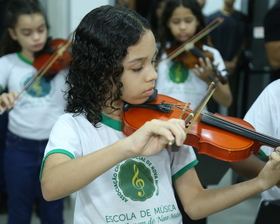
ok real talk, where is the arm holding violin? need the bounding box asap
[41,118,186,201]
[229,154,266,180]
[174,148,280,220]
[230,80,280,188]
[229,155,280,188]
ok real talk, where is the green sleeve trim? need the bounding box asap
[172,159,199,182]
[39,149,75,182]
[257,149,268,158]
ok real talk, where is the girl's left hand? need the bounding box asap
[257,147,280,190]
[192,57,217,84]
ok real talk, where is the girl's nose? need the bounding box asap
[145,66,158,82]
[179,22,187,30]
[32,32,40,40]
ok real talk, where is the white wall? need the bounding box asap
[46,0,111,39]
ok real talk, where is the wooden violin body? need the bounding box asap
[165,42,214,69]
[122,94,279,162]
[33,38,72,76]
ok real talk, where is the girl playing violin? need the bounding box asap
[156,0,232,113]
[40,5,280,224]
[0,0,66,223]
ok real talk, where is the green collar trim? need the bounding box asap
[17,52,33,65]
[101,113,122,131]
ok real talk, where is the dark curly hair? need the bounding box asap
[65,5,151,126]
[0,0,49,56]
[157,0,206,60]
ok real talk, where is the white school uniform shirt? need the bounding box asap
[42,113,198,224]
[0,53,67,140]
[244,79,280,201]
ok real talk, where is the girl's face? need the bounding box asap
[120,30,158,106]
[167,6,199,43]
[8,13,48,59]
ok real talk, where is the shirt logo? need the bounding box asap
[168,62,189,83]
[112,158,159,202]
[24,76,51,97]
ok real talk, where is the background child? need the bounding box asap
[0,0,66,223]
[40,5,280,224]
[155,2,232,223]
[156,0,232,113]
[230,79,280,224]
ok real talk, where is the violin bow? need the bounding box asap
[155,17,224,69]
[0,33,73,115]
[171,81,217,151]
[184,81,216,132]
[21,40,72,94]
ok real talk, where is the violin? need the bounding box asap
[122,94,280,162]
[165,41,214,70]
[33,38,72,77]
[165,43,228,85]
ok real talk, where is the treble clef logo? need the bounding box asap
[132,164,145,197]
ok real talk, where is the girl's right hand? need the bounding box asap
[124,118,186,158]
[0,91,19,110]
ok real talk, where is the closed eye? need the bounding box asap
[132,67,143,72]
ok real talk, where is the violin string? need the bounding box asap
[205,112,280,146]
[203,112,280,147]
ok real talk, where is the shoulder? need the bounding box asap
[248,80,280,108]
[52,113,88,132]
[56,113,88,126]
[0,53,17,62]
[264,79,280,96]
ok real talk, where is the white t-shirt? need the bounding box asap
[42,113,198,224]
[156,45,227,112]
[0,53,67,140]
[244,79,280,201]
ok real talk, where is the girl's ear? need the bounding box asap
[8,28,17,40]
